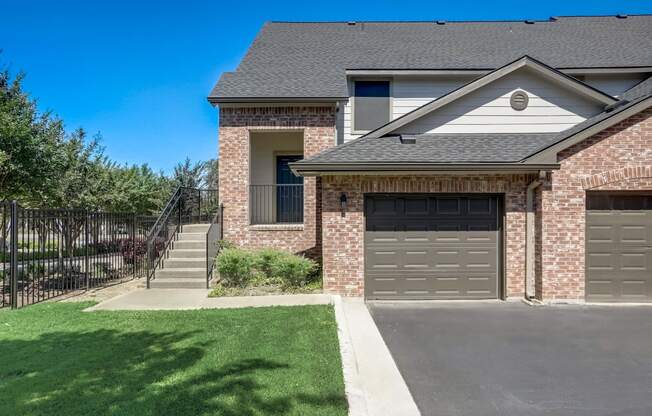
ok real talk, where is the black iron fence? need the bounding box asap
[0,201,156,309]
[181,188,219,224]
[250,184,304,225]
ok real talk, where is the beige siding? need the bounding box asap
[341,71,647,140]
[343,76,472,142]
[394,68,603,134]
[249,131,303,185]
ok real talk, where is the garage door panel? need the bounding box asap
[365,194,500,300]
[586,194,652,302]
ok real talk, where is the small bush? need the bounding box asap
[270,254,317,289]
[216,240,236,251]
[216,248,255,287]
[253,248,286,280]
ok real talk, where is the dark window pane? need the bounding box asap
[355,81,390,97]
[354,81,390,131]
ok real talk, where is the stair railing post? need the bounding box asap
[9,201,18,309]
[219,203,224,240]
[197,188,201,223]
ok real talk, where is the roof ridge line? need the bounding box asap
[268,14,652,24]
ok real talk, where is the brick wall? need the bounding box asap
[540,107,652,301]
[321,175,535,297]
[218,106,336,257]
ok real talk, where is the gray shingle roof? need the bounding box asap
[622,76,652,101]
[300,134,560,164]
[296,93,652,167]
[210,15,652,99]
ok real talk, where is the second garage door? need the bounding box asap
[365,194,501,300]
[586,193,652,302]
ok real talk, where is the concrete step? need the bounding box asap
[183,224,211,233]
[164,258,206,268]
[174,240,206,250]
[177,232,206,241]
[156,268,206,279]
[150,277,206,289]
[168,249,206,259]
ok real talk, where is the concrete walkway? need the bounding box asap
[86,289,420,416]
[85,289,333,311]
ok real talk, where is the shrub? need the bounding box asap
[270,253,317,289]
[216,248,255,287]
[216,239,236,251]
[253,248,286,280]
[120,237,164,265]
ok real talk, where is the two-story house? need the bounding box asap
[209,15,652,302]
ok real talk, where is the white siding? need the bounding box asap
[582,74,647,97]
[394,68,603,135]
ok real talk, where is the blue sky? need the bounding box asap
[2,0,651,173]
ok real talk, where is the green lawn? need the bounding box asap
[0,303,347,416]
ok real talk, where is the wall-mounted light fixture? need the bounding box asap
[340,193,348,217]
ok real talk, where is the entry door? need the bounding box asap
[586,194,652,302]
[365,194,501,300]
[276,155,303,223]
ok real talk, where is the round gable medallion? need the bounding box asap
[510,90,529,111]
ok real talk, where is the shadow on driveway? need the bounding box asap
[369,302,652,416]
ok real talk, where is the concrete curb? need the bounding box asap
[337,298,421,416]
[332,295,370,416]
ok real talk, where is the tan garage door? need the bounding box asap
[586,193,652,302]
[364,194,501,300]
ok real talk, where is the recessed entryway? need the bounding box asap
[364,194,502,300]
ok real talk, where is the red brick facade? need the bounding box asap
[538,108,652,301]
[320,175,535,297]
[218,105,652,301]
[218,106,336,258]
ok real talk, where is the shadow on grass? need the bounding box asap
[0,329,346,415]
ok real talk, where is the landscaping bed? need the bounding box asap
[0,302,347,416]
[210,246,322,298]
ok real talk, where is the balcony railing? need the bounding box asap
[250,184,304,225]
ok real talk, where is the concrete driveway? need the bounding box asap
[369,302,652,416]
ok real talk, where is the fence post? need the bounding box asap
[9,201,18,309]
[85,211,90,290]
[132,214,136,277]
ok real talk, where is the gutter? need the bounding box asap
[525,171,547,302]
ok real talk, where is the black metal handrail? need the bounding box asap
[145,186,220,288]
[205,204,224,289]
[145,187,184,287]
[250,184,304,225]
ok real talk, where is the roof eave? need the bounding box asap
[290,162,560,176]
[207,96,346,105]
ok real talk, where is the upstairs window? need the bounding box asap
[353,80,390,132]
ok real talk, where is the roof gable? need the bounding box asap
[364,56,617,139]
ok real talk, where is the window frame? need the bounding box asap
[350,78,393,135]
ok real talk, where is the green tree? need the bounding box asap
[102,163,171,214]
[0,68,66,204]
[204,158,219,189]
[171,157,207,189]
